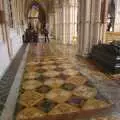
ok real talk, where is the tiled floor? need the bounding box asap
[14,43,120,120]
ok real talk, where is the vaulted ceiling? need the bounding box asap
[11,0,54,25]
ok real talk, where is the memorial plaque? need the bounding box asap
[0,10,5,24]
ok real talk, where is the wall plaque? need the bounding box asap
[0,10,5,24]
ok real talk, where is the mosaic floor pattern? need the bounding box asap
[15,43,116,120]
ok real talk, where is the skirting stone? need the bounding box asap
[0,44,30,120]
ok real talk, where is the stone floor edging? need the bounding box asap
[0,44,30,120]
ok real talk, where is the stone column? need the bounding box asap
[54,1,58,41]
[54,0,63,42]
[83,0,91,56]
[55,0,78,45]
[77,0,80,53]
[74,0,78,43]
[89,0,95,50]
[69,0,77,45]
[69,3,73,44]
[78,0,103,57]
[48,13,54,36]
[114,0,120,32]
[59,7,63,43]
[57,7,61,41]
[56,7,59,40]
[77,0,85,55]
[102,0,109,42]
[67,5,70,44]
[63,0,70,44]
[0,0,12,58]
[12,0,18,29]
[0,0,5,41]
[63,4,66,44]
[93,0,102,44]
[52,7,56,39]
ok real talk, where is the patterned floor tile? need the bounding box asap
[41,65,56,70]
[22,80,42,90]
[36,99,57,113]
[61,83,76,91]
[73,86,97,99]
[90,71,110,81]
[48,103,79,115]
[23,72,41,80]
[25,66,39,73]
[90,116,118,120]
[54,67,65,72]
[57,73,70,80]
[66,95,85,107]
[36,85,51,93]
[26,61,40,66]
[40,61,55,65]
[62,69,79,76]
[82,99,110,110]
[16,107,46,120]
[35,68,47,73]
[43,71,60,77]
[44,78,64,88]
[46,89,71,103]
[19,91,44,107]
[58,63,73,69]
[65,76,88,86]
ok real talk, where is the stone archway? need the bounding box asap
[27,1,47,33]
[27,1,47,25]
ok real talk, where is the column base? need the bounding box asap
[76,52,90,58]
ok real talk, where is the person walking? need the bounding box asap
[43,27,49,43]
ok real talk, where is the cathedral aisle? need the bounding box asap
[13,43,119,120]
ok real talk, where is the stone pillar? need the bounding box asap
[48,13,54,36]
[63,0,70,44]
[63,4,66,44]
[54,0,63,42]
[69,0,78,45]
[54,0,78,45]
[93,0,102,44]
[77,0,91,56]
[82,0,91,56]
[0,0,12,58]
[77,0,80,53]
[0,0,5,41]
[59,7,63,43]
[11,0,18,29]
[89,0,95,50]
[77,0,85,55]
[114,0,120,32]
[102,0,109,42]
[78,0,103,57]
[54,1,58,41]
[52,8,56,38]
[57,7,61,41]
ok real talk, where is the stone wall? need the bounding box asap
[105,32,120,43]
[114,0,120,32]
